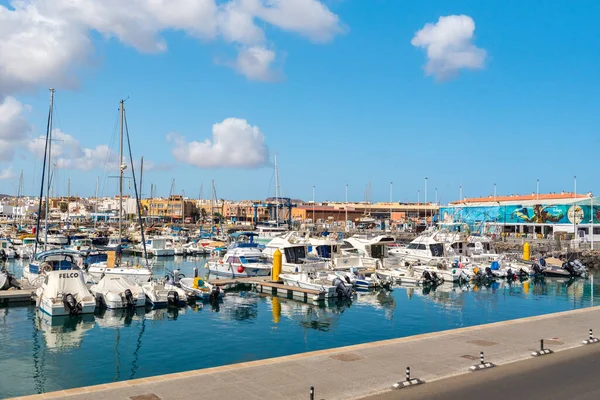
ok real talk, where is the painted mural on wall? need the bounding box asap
[440,202,597,230]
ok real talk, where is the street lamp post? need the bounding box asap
[312,185,315,225]
[390,181,393,226]
[345,184,348,232]
[425,177,428,226]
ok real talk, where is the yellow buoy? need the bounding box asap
[523,281,530,294]
[272,248,282,281]
[523,242,530,261]
[272,297,281,323]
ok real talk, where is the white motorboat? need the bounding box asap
[0,239,16,259]
[0,267,20,290]
[90,276,146,309]
[279,269,353,298]
[134,238,174,257]
[375,267,422,286]
[17,237,36,259]
[36,270,96,316]
[179,276,224,301]
[330,268,391,290]
[262,232,329,273]
[40,231,69,246]
[86,250,152,284]
[208,232,272,277]
[408,260,473,283]
[67,238,94,252]
[23,249,83,287]
[141,280,188,307]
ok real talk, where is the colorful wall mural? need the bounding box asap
[440,201,598,233]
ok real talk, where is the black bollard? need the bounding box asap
[480,351,484,365]
[540,339,544,351]
[406,366,410,382]
[590,329,594,341]
[309,386,314,400]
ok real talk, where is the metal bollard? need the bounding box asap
[480,351,484,365]
[590,329,594,341]
[309,386,314,400]
[540,339,544,351]
[406,366,410,382]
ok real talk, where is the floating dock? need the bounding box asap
[206,276,326,301]
[0,284,35,305]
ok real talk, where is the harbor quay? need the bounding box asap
[10,305,600,400]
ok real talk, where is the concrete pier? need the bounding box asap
[10,305,600,400]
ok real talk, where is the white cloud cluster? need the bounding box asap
[167,118,269,168]
[411,15,486,80]
[0,166,16,180]
[0,0,343,88]
[0,97,32,160]
[28,129,117,171]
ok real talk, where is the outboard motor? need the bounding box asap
[422,270,433,284]
[0,249,6,262]
[485,267,495,279]
[430,271,441,283]
[124,288,136,307]
[167,290,179,306]
[209,285,221,303]
[532,263,545,276]
[62,293,81,315]
[332,277,353,298]
[563,262,576,276]
[459,270,470,283]
[539,257,546,267]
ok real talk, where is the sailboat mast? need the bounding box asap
[17,170,23,224]
[67,178,70,227]
[274,154,279,226]
[94,176,99,230]
[119,100,124,241]
[139,156,144,199]
[44,88,55,250]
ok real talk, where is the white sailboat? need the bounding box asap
[86,100,152,284]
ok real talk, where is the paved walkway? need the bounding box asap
[10,306,600,400]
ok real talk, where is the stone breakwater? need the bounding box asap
[493,241,600,269]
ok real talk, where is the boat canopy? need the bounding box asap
[34,249,81,261]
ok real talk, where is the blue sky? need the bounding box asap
[0,0,599,203]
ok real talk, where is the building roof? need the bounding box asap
[449,192,591,206]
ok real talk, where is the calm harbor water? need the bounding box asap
[1,256,598,398]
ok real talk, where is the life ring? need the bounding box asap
[41,262,53,273]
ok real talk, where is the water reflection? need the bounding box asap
[36,312,95,352]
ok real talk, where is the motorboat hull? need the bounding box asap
[208,262,271,278]
[87,265,152,285]
[39,300,96,317]
[93,291,146,309]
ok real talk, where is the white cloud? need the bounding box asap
[233,46,280,81]
[167,118,269,168]
[411,15,486,80]
[27,129,117,171]
[0,0,343,90]
[0,97,32,161]
[0,166,16,180]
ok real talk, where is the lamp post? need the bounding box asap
[574,176,577,240]
[390,181,393,225]
[345,184,348,232]
[494,183,496,202]
[312,185,315,225]
[425,177,428,226]
[536,179,539,201]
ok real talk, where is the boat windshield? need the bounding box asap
[429,243,444,257]
[239,256,264,264]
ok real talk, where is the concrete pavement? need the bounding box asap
[9,306,600,400]
[361,338,600,400]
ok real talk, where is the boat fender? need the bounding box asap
[237,266,244,273]
[124,289,136,307]
[193,277,204,288]
[167,290,179,306]
[62,293,81,315]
